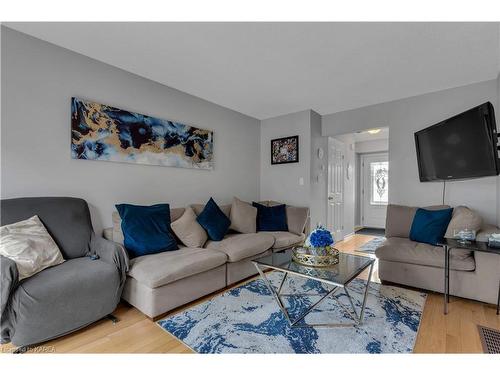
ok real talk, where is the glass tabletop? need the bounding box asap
[253,249,374,287]
[437,238,500,255]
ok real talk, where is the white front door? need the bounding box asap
[361,153,389,228]
[327,138,345,242]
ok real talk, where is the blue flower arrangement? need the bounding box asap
[307,225,334,248]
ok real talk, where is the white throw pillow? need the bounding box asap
[0,215,65,280]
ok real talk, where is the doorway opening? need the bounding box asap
[360,152,389,229]
[327,127,389,241]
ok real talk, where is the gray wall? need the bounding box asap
[260,109,328,228]
[260,110,311,207]
[323,79,499,225]
[309,110,328,228]
[355,138,389,154]
[1,27,261,233]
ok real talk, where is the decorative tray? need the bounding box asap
[292,246,339,267]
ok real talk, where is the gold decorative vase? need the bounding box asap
[292,246,339,267]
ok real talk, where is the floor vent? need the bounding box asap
[478,325,500,354]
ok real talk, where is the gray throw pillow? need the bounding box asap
[286,206,310,235]
[444,206,482,238]
[230,197,257,234]
[171,206,208,248]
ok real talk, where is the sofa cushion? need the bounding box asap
[11,257,120,346]
[444,206,483,239]
[112,207,185,246]
[127,247,227,288]
[171,207,208,248]
[409,208,453,245]
[196,198,231,241]
[205,233,274,262]
[375,237,475,271]
[116,203,178,258]
[266,231,306,250]
[0,197,93,260]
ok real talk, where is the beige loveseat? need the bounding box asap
[103,200,309,319]
[376,204,500,305]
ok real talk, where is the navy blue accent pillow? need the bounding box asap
[115,203,178,258]
[252,202,288,232]
[196,198,231,241]
[409,207,453,246]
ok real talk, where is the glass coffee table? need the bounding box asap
[252,250,375,328]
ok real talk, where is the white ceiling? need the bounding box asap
[353,127,389,142]
[5,22,499,119]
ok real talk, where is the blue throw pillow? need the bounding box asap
[196,198,231,241]
[252,202,288,232]
[409,207,453,246]
[116,203,178,258]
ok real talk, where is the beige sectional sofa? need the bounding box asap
[376,204,500,305]
[103,201,309,319]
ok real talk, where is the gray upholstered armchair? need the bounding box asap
[0,197,129,348]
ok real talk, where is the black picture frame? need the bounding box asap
[271,135,299,165]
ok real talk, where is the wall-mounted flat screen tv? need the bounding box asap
[414,102,499,182]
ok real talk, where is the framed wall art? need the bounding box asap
[71,97,214,170]
[271,135,299,165]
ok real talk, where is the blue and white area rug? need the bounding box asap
[357,237,386,254]
[158,272,426,353]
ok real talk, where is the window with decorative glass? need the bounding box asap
[370,161,389,205]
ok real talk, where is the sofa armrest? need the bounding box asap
[472,251,500,299]
[89,234,129,284]
[0,255,19,319]
[475,224,499,242]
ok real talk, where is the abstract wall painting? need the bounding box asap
[71,97,214,169]
[271,135,299,165]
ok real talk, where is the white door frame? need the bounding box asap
[360,152,389,229]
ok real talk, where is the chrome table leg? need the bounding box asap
[358,262,374,324]
[254,264,292,322]
[497,278,499,315]
[253,261,374,328]
[444,245,449,314]
[288,286,340,327]
[277,272,288,296]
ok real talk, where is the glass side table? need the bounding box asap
[437,238,500,315]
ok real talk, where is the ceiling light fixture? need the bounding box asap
[367,129,381,134]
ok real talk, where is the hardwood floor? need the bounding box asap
[1,234,499,354]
